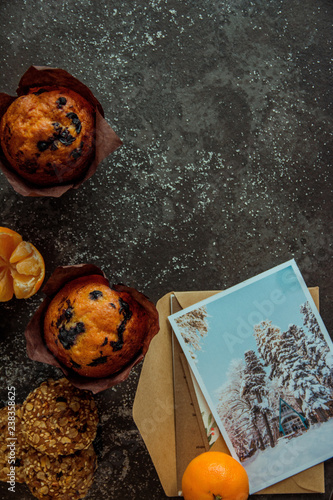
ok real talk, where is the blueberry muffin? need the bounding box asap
[43,275,149,378]
[0,86,95,186]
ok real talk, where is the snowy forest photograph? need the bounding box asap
[169,261,333,493]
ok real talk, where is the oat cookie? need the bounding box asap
[24,444,96,499]
[21,378,98,457]
[0,405,29,483]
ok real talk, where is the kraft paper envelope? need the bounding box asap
[132,288,325,497]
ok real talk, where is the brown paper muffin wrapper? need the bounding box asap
[24,264,160,393]
[0,66,122,197]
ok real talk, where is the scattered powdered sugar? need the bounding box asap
[0,2,332,496]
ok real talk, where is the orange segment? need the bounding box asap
[10,240,34,263]
[0,231,22,261]
[10,241,43,276]
[0,227,45,301]
[0,268,14,301]
[11,271,42,299]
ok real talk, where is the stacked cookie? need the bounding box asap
[0,378,99,499]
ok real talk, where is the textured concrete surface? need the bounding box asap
[0,0,332,499]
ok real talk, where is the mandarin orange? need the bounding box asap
[182,451,249,500]
[0,227,45,301]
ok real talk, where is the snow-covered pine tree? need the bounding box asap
[300,301,333,387]
[174,305,209,360]
[300,301,325,341]
[285,324,308,358]
[241,350,275,448]
[254,315,332,424]
[276,326,331,423]
[253,320,282,380]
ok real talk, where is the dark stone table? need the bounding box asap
[0,0,332,499]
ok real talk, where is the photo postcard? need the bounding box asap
[168,259,333,494]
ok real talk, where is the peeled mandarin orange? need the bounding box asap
[0,227,45,301]
[182,451,249,500]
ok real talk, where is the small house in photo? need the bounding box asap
[278,398,308,437]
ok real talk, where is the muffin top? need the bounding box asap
[0,86,95,186]
[43,275,149,378]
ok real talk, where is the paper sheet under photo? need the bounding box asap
[133,284,325,497]
[190,370,220,447]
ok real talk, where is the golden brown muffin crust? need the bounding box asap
[43,275,149,378]
[0,86,95,186]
